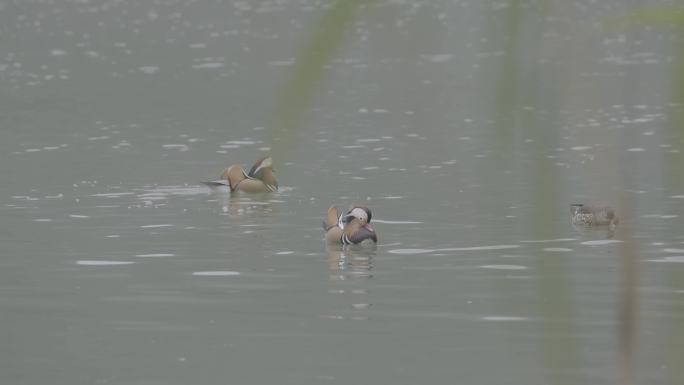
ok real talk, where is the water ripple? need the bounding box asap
[373,219,423,224]
[479,265,528,270]
[192,271,240,276]
[389,244,520,255]
[647,256,684,263]
[580,240,622,246]
[481,316,529,321]
[520,238,576,243]
[77,260,135,266]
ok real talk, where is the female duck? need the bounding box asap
[570,204,618,227]
[204,156,278,193]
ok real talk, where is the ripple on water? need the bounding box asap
[580,240,622,246]
[143,186,208,196]
[388,244,520,255]
[192,62,224,69]
[663,248,684,253]
[230,200,271,206]
[441,245,520,252]
[91,192,135,197]
[77,260,135,266]
[543,247,574,252]
[642,214,678,219]
[481,316,529,322]
[647,256,684,263]
[373,219,423,224]
[162,144,189,151]
[268,59,294,66]
[479,265,528,270]
[520,238,576,243]
[135,253,175,258]
[388,249,435,255]
[227,140,257,145]
[192,271,240,276]
[140,224,174,228]
[139,66,159,74]
[421,54,454,63]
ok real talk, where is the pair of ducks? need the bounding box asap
[204,156,378,245]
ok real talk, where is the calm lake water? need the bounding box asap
[2,1,683,384]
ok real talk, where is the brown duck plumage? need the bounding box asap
[204,156,278,193]
[570,204,618,227]
[323,205,377,245]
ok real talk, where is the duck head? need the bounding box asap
[248,156,278,191]
[342,206,372,226]
[341,205,377,245]
[248,156,273,178]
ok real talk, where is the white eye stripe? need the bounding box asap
[349,207,368,221]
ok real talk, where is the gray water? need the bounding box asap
[2,1,684,384]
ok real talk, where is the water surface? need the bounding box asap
[2,1,684,384]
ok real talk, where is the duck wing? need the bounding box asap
[323,206,342,231]
[346,225,378,244]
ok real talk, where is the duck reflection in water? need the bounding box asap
[324,244,376,321]
[214,193,275,218]
[326,244,376,280]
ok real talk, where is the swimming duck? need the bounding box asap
[203,156,278,193]
[570,204,619,227]
[323,205,378,245]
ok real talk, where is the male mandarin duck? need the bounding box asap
[570,204,619,227]
[323,205,377,245]
[203,156,278,193]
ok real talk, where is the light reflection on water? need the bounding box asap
[326,245,375,280]
[324,245,375,321]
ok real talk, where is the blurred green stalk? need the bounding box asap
[269,0,373,162]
